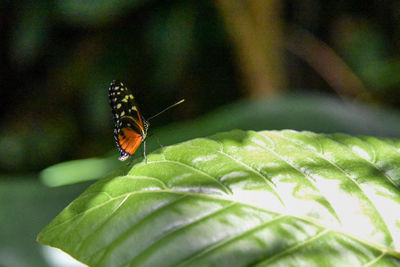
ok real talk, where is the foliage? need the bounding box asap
[39,94,400,187]
[2,1,400,174]
[38,130,400,266]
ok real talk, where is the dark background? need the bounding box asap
[1,0,400,266]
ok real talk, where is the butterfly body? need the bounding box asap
[109,80,149,161]
[109,80,184,162]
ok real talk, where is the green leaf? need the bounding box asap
[0,175,89,267]
[37,130,400,266]
[39,94,400,186]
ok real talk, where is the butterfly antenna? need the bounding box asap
[147,99,185,121]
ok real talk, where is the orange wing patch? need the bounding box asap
[118,128,143,160]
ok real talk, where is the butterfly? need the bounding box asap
[108,80,184,162]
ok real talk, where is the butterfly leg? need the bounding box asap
[143,140,147,164]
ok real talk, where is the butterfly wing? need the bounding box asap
[108,80,148,161]
[117,127,142,161]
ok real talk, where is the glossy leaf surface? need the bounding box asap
[38,130,400,266]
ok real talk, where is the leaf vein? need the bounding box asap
[177,214,286,266]
[41,189,398,260]
[362,251,386,267]
[199,137,285,206]
[326,135,400,191]
[150,159,233,196]
[253,132,341,224]
[273,132,394,244]
[253,229,330,266]
[91,195,189,265]
[123,175,169,189]
[122,202,238,267]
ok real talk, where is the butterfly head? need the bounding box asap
[142,119,150,139]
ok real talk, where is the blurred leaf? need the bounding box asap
[360,59,400,89]
[341,24,387,68]
[0,176,88,267]
[0,118,78,172]
[156,94,400,144]
[11,2,52,66]
[38,130,400,266]
[40,93,400,186]
[336,19,400,91]
[145,1,196,89]
[40,157,121,187]
[56,0,153,25]
[0,135,25,169]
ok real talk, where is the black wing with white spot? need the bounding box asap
[108,80,148,160]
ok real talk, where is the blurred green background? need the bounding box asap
[1,0,400,266]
